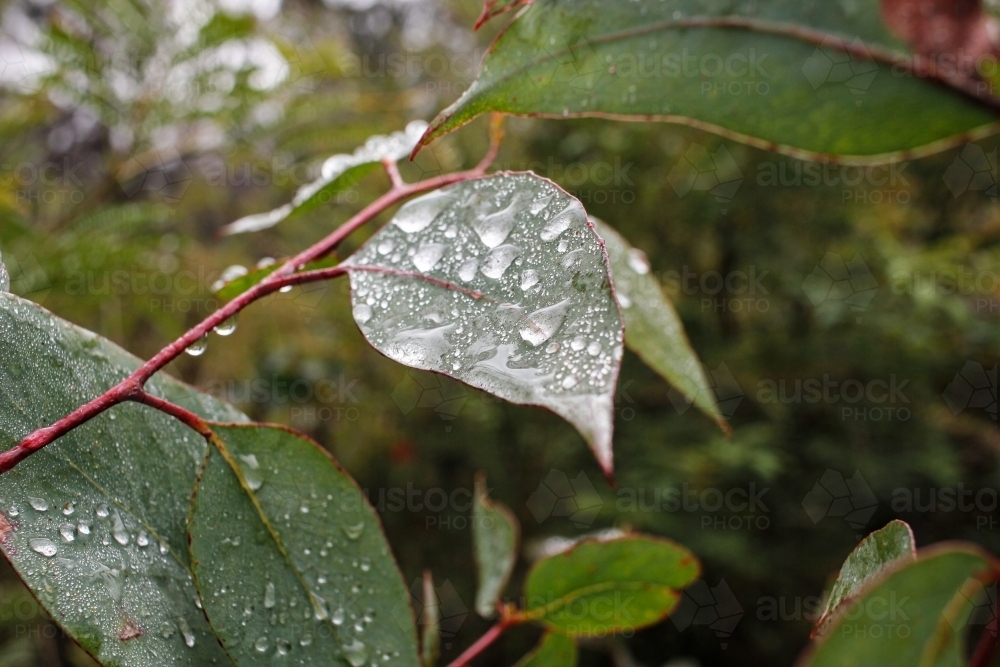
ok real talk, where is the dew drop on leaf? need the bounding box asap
[111,510,129,546]
[412,244,446,272]
[178,617,196,647]
[264,581,276,609]
[254,636,269,653]
[309,591,329,621]
[59,523,75,542]
[332,606,345,626]
[395,190,451,233]
[30,538,57,557]
[27,496,48,511]
[480,244,521,279]
[343,521,365,540]
[344,638,368,667]
[519,300,571,347]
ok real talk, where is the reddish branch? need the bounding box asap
[0,126,503,474]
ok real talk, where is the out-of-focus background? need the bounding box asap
[0,0,999,665]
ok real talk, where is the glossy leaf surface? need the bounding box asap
[344,173,624,476]
[189,423,419,667]
[0,293,244,665]
[418,0,999,160]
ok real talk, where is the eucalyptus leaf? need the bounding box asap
[0,292,245,666]
[593,219,726,432]
[797,546,998,667]
[189,423,419,667]
[417,0,999,160]
[222,121,427,235]
[343,173,624,476]
[472,472,519,618]
[814,520,916,636]
[513,631,577,667]
[521,535,699,636]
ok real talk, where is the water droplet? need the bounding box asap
[265,582,276,609]
[473,203,517,248]
[520,270,540,291]
[540,203,583,241]
[571,336,587,351]
[28,497,48,512]
[617,293,632,309]
[562,375,579,389]
[344,639,369,667]
[309,591,329,621]
[344,521,365,540]
[519,300,571,347]
[529,195,553,214]
[213,316,238,336]
[480,245,521,280]
[95,504,109,518]
[178,618,196,647]
[111,510,129,546]
[395,190,450,233]
[300,634,313,647]
[279,285,293,294]
[59,523,75,542]
[627,249,651,275]
[412,244,446,272]
[255,636,269,653]
[354,303,373,325]
[360,557,371,572]
[30,538,57,557]
[62,502,75,516]
[185,334,208,357]
[276,638,291,656]
[332,607,345,626]
[587,341,602,356]
[377,239,396,255]
[77,520,91,535]
[457,259,478,283]
[137,531,150,547]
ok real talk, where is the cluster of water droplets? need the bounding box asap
[345,174,624,441]
[222,120,429,235]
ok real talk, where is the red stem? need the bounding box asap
[444,619,512,667]
[970,628,998,667]
[0,141,501,473]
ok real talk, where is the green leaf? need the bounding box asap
[472,472,519,618]
[344,173,624,477]
[814,520,916,636]
[521,535,699,636]
[593,219,726,433]
[420,571,440,667]
[513,631,577,667]
[417,0,999,161]
[189,423,419,667]
[222,121,428,235]
[0,292,245,666]
[797,546,998,667]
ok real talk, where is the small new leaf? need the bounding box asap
[521,535,700,636]
[343,173,624,477]
[472,472,519,617]
[222,121,427,235]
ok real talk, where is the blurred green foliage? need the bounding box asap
[0,0,998,665]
